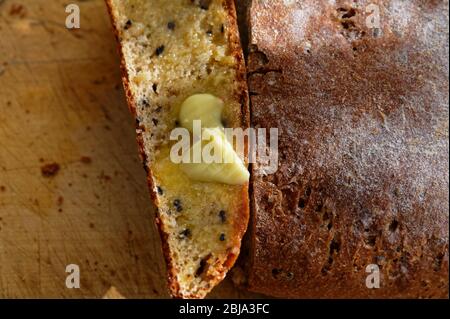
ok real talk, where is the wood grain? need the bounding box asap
[0,0,259,298]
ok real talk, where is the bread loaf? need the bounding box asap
[106,0,249,298]
[247,0,449,298]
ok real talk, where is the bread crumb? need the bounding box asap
[102,286,125,299]
[80,156,92,164]
[41,163,60,178]
[98,171,112,182]
[9,3,26,18]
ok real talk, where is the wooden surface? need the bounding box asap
[0,0,257,298]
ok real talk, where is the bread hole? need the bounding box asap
[152,83,158,94]
[315,203,323,213]
[327,220,333,230]
[388,219,399,232]
[304,186,312,197]
[298,186,312,209]
[195,255,211,277]
[271,268,294,281]
[341,20,355,30]
[321,257,334,275]
[321,237,341,275]
[338,7,356,19]
[330,237,341,254]
[298,198,306,209]
[336,7,365,42]
[271,268,281,279]
[365,235,377,247]
[434,252,444,271]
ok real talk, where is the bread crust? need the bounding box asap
[105,0,249,299]
[247,0,449,298]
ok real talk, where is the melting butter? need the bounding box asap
[178,94,249,185]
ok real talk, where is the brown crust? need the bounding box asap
[247,0,449,298]
[105,0,249,299]
[223,0,250,262]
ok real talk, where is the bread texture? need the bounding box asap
[106,0,249,298]
[247,0,449,298]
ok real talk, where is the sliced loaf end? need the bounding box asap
[106,0,249,298]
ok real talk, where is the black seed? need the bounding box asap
[167,21,176,30]
[152,118,159,126]
[206,30,213,36]
[199,0,209,10]
[157,187,164,195]
[179,229,191,239]
[173,199,183,212]
[219,210,226,223]
[219,233,225,241]
[155,45,165,56]
[124,20,132,30]
[175,120,180,127]
[141,98,150,107]
[152,83,158,93]
[220,24,225,33]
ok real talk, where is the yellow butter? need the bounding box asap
[179,94,224,131]
[178,94,249,185]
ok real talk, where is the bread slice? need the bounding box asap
[247,0,449,298]
[105,0,249,298]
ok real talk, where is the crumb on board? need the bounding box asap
[9,3,26,18]
[98,171,111,182]
[80,156,92,164]
[41,163,60,178]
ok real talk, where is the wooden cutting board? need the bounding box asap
[0,0,258,298]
